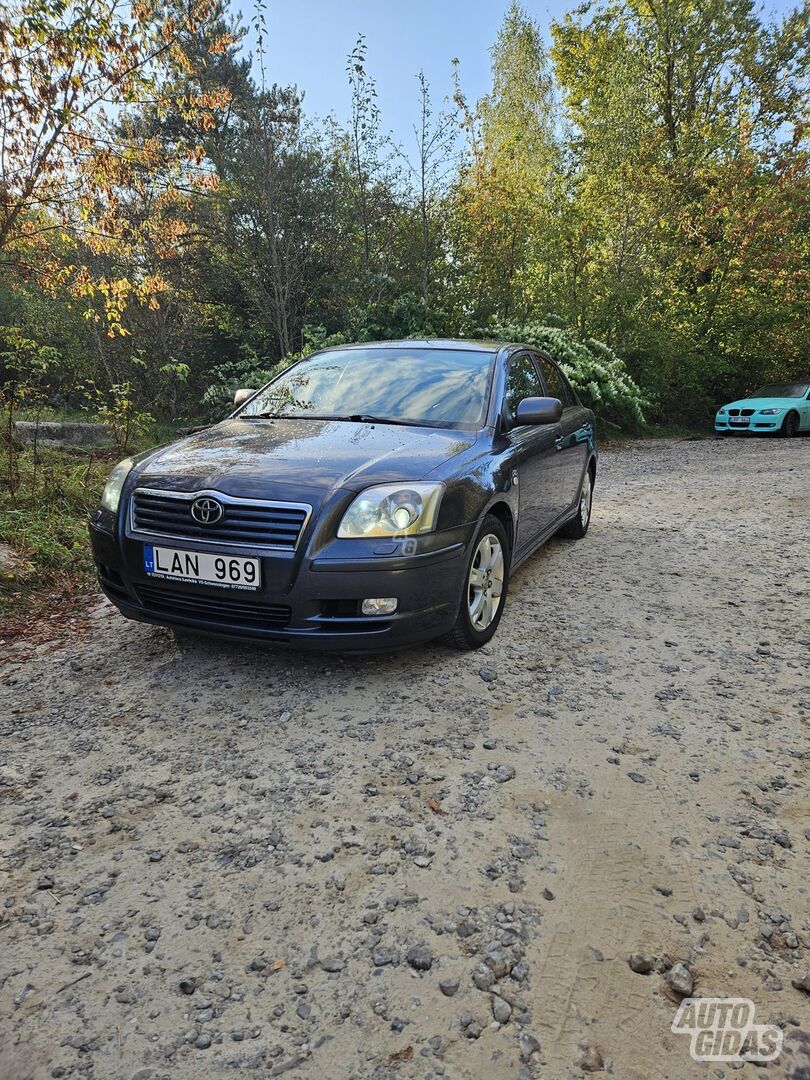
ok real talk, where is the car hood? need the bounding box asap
[721,397,797,411]
[133,417,476,502]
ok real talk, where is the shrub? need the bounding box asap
[486,320,649,431]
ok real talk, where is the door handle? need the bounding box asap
[555,436,564,451]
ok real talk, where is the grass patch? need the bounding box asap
[0,414,197,617]
[0,446,115,614]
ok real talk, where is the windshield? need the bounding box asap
[238,347,496,428]
[751,383,808,399]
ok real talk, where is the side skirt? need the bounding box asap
[509,505,580,574]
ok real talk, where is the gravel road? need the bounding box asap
[1,436,809,1080]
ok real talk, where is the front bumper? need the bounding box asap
[89,517,472,651]
[721,410,781,432]
[715,419,779,432]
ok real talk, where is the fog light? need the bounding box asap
[361,597,398,616]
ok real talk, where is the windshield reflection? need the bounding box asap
[751,383,809,399]
[239,348,496,428]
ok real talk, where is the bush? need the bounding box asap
[486,321,649,431]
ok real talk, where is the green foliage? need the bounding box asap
[85,380,155,453]
[488,321,650,430]
[449,2,565,327]
[6,0,804,435]
[81,354,190,450]
[547,0,810,422]
[0,328,65,424]
[0,447,111,612]
[0,327,68,494]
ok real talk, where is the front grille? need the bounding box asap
[130,489,310,551]
[136,583,291,629]
[740,408,755,416]
[728,408,740,415]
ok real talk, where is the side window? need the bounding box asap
[505,354,543,417]
[537,356,575,407]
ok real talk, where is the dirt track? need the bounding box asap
[1,436,809,1080]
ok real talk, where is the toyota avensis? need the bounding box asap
[90,340,597,650]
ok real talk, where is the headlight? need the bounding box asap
[759,408,783,415]
[101,457,134,512]
[338,482,444,538]
[717,408,726,415]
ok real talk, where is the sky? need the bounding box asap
[247,0,798,155]
[254,0,567,154]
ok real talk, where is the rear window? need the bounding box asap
[537,355,577,407]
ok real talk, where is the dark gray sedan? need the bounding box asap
[89,340,597,650]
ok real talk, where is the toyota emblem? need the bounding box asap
[190,496,224,525]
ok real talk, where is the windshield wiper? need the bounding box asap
[342,413,436,427]
[242,411,439,427]
[242,412,309,420]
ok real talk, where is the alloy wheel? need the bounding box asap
[468,533,505,632]
[580,471,592,528]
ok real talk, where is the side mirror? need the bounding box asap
[233,388,256,408]
[515,396,562,425]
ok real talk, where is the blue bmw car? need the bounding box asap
[715,380,810,437]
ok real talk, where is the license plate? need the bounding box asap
[729,417,749,425]
[143,545,261,590]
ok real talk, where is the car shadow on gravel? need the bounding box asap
[164,534,569,670]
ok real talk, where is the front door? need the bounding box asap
[504,353,565,553]
[535,353,590,512]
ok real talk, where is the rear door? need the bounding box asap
[503,352,566,551]
[535,353,591,512]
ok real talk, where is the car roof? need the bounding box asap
[320,338,507,354]
[754,378,809,385]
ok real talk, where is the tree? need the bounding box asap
[0,0,231,331]
[216,84,329,358]
[412,71,456,331]
[332,34,412,330]
[449,2,565,326]
[551,0,810,417]
[345,35,381,277]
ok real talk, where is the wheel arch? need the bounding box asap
[783,409,801,435]
[485,500,515,559]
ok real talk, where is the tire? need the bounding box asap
[443,514,509,650]
[780,411,799,438]
[558,464,594,539]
